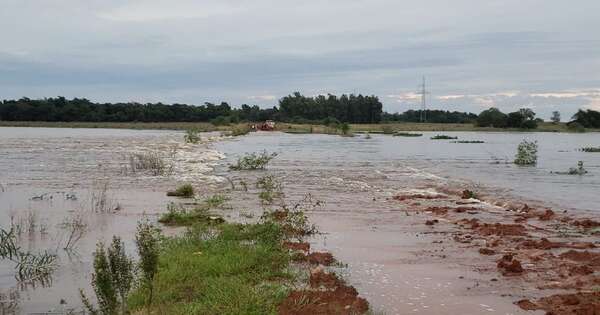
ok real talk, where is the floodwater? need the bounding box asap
[1,127,599,314]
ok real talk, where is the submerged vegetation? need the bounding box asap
[126,150,174,176]
[430,134,458,140]
[514,140,538,165]
[0,228,57,283]
[166,183,195,198]
[257,175,284,205]
[230,151,278,171]
[452,140,485,144]
[393,132,423,137]
[184,128,201,144]
[580,147,600,152]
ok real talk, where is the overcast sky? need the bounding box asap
[1,0,599,119]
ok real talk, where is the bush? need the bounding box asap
[167,184,194,198]
[580,147,600,152]
[135,220,161,306]
[230,151,277,171]
[514,140,538,165]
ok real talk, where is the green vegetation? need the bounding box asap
[127,222,292,314]
[382,109,477,123]
[514,140,538,165]
[393,132,423,137]
[80,236,134,315]
[477,107,539,129]
[580,147,600,152]
[128,151,173,176]
[568,161,588,175]
[184,129,201,144]
[257,175,284,205]
[452,140,485,143]
[167,184,195,198]
[135,220,161,307]
[230,151,278,171]
[431,134,458,140]
[0,227,57,282]
[572,109,600,128]
[158,202,224,226]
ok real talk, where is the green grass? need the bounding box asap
[451,140,485,143]
[127,222,292,315]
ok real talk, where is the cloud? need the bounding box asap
[247,95,277,101]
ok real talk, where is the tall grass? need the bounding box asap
[230,151,277,171]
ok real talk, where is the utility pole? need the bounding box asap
[418,76,429,122]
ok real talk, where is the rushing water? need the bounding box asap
[1,127,599,314]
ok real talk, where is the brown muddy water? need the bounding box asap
[1,128,600,314]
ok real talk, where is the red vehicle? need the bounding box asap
[258,120,275,131]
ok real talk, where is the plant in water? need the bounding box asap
[568,161,588,175]
[339,122,352,136]
[229,151,278,170]
[0,228,57,283]
[431,134,458,140]
[256,175,284,205]
[514,140,538,165]
[461,189,478,199]
[60,211,88,250]
[80,236,134,315]
[580,147,600,153]
[452,140,485,144]
[90,180,116,213]
[127,150,174,176]
[184,128,201,144]
[135,220,161,307]
[166,183,195,198]
[393,132,423,137]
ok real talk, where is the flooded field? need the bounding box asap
[1,127,599,314]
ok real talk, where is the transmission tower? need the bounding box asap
[418,76,430,122]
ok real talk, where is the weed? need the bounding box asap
[0,228,57,283]
[461,189,478,199]
[167,183,195,198]
[204,194,228,208]
[90,180,116,213]
[514,140,538,165]
[60,211,88,250]
[452,140,485,143]
[230,151,277,171]
[184,128,201,144]
[158,203,223,226]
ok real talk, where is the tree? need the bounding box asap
[506,108,538,129]
[476,107,508,127]
[551,111,561,123]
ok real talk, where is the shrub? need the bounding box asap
[158,203,223,226]
[567,161,588,175]
[80,236,133,315]
[256,175,283,204]
[514,140,538,165]
[167,183,194,198]
[135,220,161,306]
[230,151,277,171]
[452,140,485,144]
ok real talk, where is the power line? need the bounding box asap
[418,76,430,122]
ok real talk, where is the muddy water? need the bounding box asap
[215,131,600,315]
[1,128,599,314]
[0,127,224,314]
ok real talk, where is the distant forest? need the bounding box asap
[1,93,599,128]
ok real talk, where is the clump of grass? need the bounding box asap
[60,211,88,250]
[184,128,201,144]
[580,147,600,152]
[158,203,224,226]
[90,180,117,213]
[230,151,278,171]
[452,140,485,143]
[127,222,291,314]
[204,194,228,208]
[167,183,195,198]
[461,189,478,199]
[261,194,321,240]
[514,140,538,165]
[393,132,423,137]
[430,134,458,140]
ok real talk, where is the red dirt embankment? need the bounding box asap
[392,189,600,315]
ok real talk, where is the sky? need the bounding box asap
[1,0,599,119]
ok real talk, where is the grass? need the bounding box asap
[167,184,195,198]
[158,203,224,226]
[127,222,292,315]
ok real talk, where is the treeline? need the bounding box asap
[2,95,600,128]
[382,110,477,123]
[0,93,383,124]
